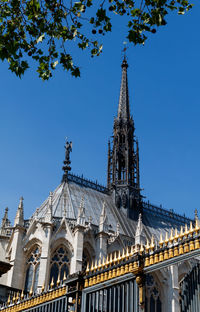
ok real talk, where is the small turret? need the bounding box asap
[14,197,24,227]
[135,213,145,246]
[77,196,86,226]
[99,201,108,233]
[45,192,53,223]
[0,207,11,235]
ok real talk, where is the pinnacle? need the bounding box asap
[117,57,130,121]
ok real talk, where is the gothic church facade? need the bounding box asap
[0,58,196,312]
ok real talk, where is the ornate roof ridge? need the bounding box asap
[68,173,108,194]
[143,201,192,224]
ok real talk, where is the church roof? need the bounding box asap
[31,174,192,242]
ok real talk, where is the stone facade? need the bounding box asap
[0,59,197,312]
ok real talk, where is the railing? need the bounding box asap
[143,201,192,224]
[68,173,108,194]
[180,263,200,312]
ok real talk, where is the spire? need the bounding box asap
[117,56,130,121]
[62,139,72,183]
[45,192,53,223]
[135,213,145,245]
[107,57,142,220]
[77,196,86,226]
[14,197,24,227]
[99,201,108,232]
[0,207,11,235]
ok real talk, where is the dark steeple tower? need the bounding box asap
[107,57,141,220]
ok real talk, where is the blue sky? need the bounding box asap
[0,2,200,222]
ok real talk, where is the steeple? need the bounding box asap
[107,58,141,220]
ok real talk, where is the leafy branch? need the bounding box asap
[0,0,193,79]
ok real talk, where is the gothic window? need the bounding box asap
[24,246,41,293]
[145,274,162,312]
[49,246,70,286]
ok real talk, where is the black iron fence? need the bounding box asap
[180,263,200,312]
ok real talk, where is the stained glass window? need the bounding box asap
[49,246,70,286]
[24,246,41,293]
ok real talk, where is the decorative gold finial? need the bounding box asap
[21,290,24,300]
[179,226,184,239]
[165,232,169,245]
[122,249,126,259]
[169,229,173,242]
[184,224,189,236]
[94,260,98,271]
[86,262,90,273]
[126,247,129,258]
[98,258,102,269]
[50,277,54,289]
[57,273,60,286]
[91,261,94,272]
[189,221,194,234]
[7,295,11,305]
[63,270,67,282]
[145,239,150,251]
[29,286,33,296]
[150,236,155,250]
[159,233,164,247]
[174,228,179,241]
[41,282,45,293]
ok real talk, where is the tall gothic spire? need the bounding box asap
[107,58,141,220]
[117,57,130,121]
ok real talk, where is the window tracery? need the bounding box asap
[145,274,162,312]
[24,246,41,293]
[49,246,70,286]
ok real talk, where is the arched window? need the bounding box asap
[24,246,41,293]
[49,246,70,286]
[145,274,162,312]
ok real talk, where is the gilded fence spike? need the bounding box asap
[184,224,189,236]
[63,270,67,281]
[159,234,164,247]
[57,273,60,286]
[174,228,179,241]
[29,286,33,296]
[140,244,144,253]
[7,295,11,305]
[114,251,117,263]
[86,262,90,273]
[126,247,129,258]
[146,239,150,251]
[13,293,16,303]
[98,258,102,269]
[122,249,125,259]
[169,229,173,242]
[91,261,94,271]
[165,232,169,245]
[16,292,19,301]
[41,282,45,293]
[150,236,155,250]
[118,250,121,262]
[21,290,24,300]
[195,219,200,233]
[94,260,98,271]
[179,226,184,238]
[106,255,109,267]
[102,256,105,267]
[50,277,54,289]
